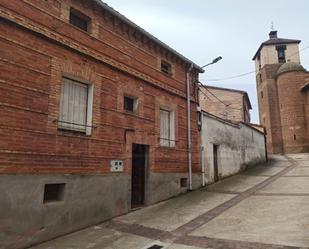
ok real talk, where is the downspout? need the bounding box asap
[264,127,268,163]
[187,64,194,191]
[200,111,206,187]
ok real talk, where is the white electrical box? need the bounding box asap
[110,160,124,172]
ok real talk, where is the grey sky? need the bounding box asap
[104,0,309,123]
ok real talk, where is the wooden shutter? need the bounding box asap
[160,109,170,146]
[59,78,88,132]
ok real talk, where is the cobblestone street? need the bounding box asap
[30,154,309,249]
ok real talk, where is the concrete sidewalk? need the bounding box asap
[29,154,309,249]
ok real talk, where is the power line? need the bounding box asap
[199,83,242,111]
[200,44,309,82]
[200,71,255,82]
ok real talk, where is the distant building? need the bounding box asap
[199,85,252,123]
[253,30,309,154]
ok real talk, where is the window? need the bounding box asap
[257,54,261,69]
[276,45,286,63]
[43,183,65,203]
[70,8,90,32]
[180,178,188,188]
[160,108,175,147]
[58,77,93,135]
[261,91,264,99]
[161,60,172,75]
[259,73,262,84]
[124,96,138,113]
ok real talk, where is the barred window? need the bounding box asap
[160,108,175,147]
[58,77,93,135]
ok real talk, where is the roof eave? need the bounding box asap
[93,0,204,73]
[252,39,301,60]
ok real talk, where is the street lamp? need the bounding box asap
[198,56,222,188]
[201,56,223,69]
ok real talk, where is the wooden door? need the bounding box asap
[213,144,219,182]
[131,144,147,207]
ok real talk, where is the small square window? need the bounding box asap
[70,8,90,32]
[161,61,172,75]
[43,184,65,203]
[124,96,138,113]
[180,178,188,188]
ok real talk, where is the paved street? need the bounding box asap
[31,154,309,249]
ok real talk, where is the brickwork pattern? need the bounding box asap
[0,0,201,174]
[199,87,250,123]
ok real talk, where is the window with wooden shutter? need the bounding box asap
[58,77,93,134]
[160,109,175,147]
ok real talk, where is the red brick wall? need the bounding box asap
[277,71,309,153]
[0,0,201,175]
[257,64,283,154]
[257,63,309,154]
[199,87,249,123]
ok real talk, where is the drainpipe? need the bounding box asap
[187,64,194,191]
[200,111,206,187]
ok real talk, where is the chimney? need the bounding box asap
[269,30,278,39]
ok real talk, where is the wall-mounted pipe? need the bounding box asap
[187,64,194,190]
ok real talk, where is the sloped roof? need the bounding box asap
[252,37,301,60]
[92,0,204,72]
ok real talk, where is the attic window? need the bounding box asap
[161,60,172,75]
[70,8,90,32]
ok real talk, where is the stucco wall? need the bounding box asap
[201,113,266,184]
[0,174,130,249]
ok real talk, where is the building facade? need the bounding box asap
[199,85,252,123]
[253,31,309,154]
[201,112,266,184]
[0,1,203,248]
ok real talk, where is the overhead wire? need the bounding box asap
[199,83,242,111]
[199,44,309,82]
[198,43,309,115]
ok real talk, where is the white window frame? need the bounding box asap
[160,108,175,147]
[58,76,94,136]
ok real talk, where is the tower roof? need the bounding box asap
[277,61,306,76]
[252,31,301,60]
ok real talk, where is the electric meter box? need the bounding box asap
[110,160,124,172]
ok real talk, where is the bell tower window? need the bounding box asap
[276,45,286,63]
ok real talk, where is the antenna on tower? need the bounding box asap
[271,21,274,31]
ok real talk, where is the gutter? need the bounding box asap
[187,64,194,190]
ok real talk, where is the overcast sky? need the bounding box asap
[104,0,309,123]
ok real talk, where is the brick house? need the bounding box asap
[253,31,309,154]
[199,85,252,123]
[0,0,204,247]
